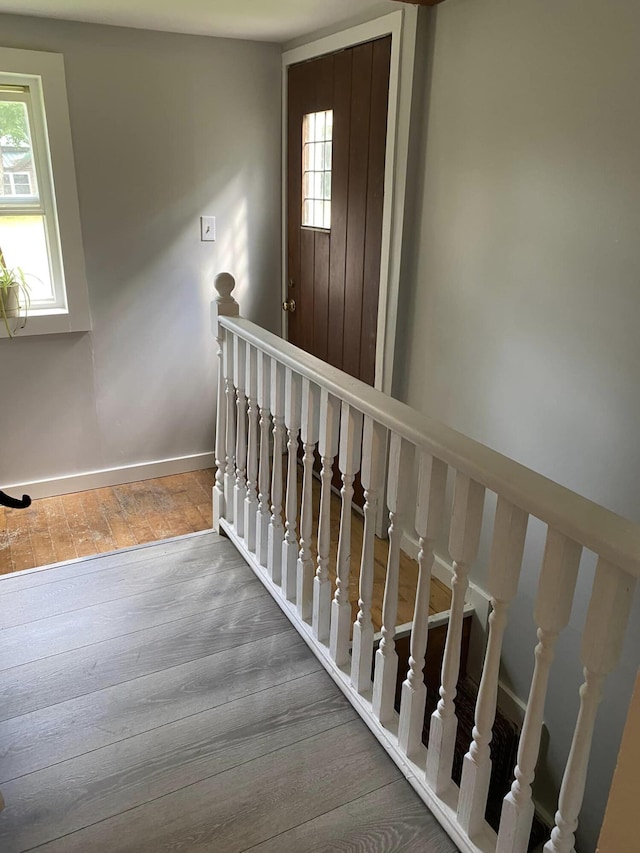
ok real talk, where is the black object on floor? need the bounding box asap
[0,490,31,509]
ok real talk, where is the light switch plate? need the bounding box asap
[200,216,216,242]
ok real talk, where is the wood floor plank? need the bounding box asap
[165,478,214,533]
[38,497,78,565]
[0,535,240,628]
[27,501,57,569]
[97,487,138,549]
[111,482,158,544]
[0,592,283,721]
[0,530,222,595]
[247,779,459,853]
[34,720,402,853]
[192,467,216,498]
[79,490,118,553]
[139,478,196,540]
[0,672,356,852]
[2,506,34,574]
[0,563,263,669]
[0,505,11,574]
[0,631,320,783]
[60,493,98,558]
[431,576,453,615]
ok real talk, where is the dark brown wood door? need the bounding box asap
[286,36,392,387]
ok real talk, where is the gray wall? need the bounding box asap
[397,1,640,848]
[0,14,281,488]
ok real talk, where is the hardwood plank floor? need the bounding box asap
[0,532,457,853]
[0,633,321,782]
[0,470,215,575]
[247,779,459,852]
[0,468,452,627]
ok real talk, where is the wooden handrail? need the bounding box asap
[220,315,640,578]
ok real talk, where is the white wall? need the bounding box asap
[397,1,640,849]
[0,14,281,493]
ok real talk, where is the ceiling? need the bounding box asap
[0,0,400,43]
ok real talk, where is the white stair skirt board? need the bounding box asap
[1,452,216,500]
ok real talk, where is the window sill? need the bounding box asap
[0,307,91,338]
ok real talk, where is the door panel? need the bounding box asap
[326,47,352,371]
[287,36,391,386]
[343,41,374,380]
[361,41,392,386]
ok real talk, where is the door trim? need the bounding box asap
[281,8,418,395]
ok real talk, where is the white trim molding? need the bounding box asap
[281,8,418,396]
[0,47,90,338]
[1,452,215,500]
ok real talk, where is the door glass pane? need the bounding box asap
[301,109,333,230]
[0,99,39,203]
[0,215,55,302]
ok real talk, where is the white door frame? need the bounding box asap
[281,8,418,397]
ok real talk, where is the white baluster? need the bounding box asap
[458,497,529,836]
[398,452,447,757]
[223,330,236,524]
[212,273,239,530]
[329,402,363,667]
[372,433,415,725]
[255,350,271,568]
[426,473,485,794]
[233,335,247,537]
[281,369,302,602]
[543,560,636,853]
[312,390,340,642]
[244,345,259,551]
[297,379,321,620]
[351,417,387,693]
[497,529,582,853]
[268,359,286,584]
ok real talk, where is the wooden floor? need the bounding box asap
[0,470,216,573]
[0,533,458,853]
[0,470,452,627]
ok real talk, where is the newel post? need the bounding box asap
[212,272,239,531]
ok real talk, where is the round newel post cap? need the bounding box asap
[214,272,236,304]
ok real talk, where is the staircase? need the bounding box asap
[213,272,639,853]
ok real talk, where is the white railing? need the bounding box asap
[212,274,639,853]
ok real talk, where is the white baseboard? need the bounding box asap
[1,452,216,500]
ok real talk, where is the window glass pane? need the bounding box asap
[303,199,312,224]
[0,99,39,202]
[301,109,333,229]
[306,112,315,141]
[0,215,54,302]
[323,201,331,230]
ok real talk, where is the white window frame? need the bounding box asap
[301,109,333,231]
[3,171,33,196]
[0,47,90,337]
